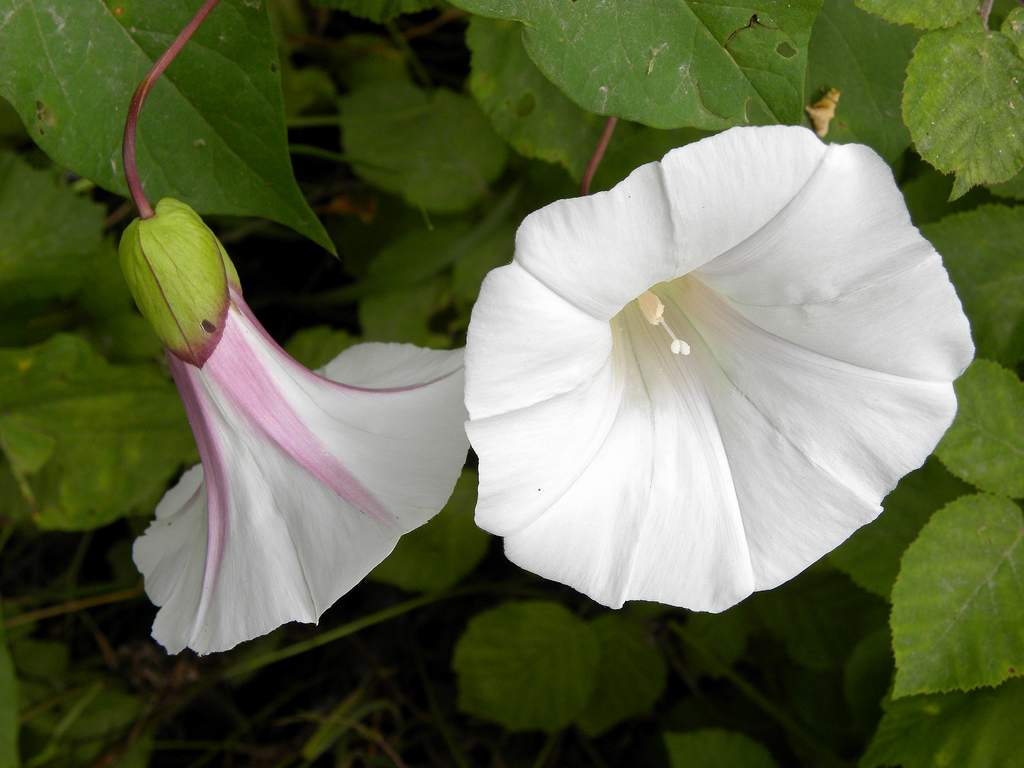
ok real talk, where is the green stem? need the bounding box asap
[221,591,454,679]
[530,732,559,768]
[288,143,351,164]
[669,622,848,768]
[287,115,340,128]
[385,21,432,86]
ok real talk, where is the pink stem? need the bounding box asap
[580,116,619,196]
[122,0,222,219]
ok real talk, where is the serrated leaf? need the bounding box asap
[831,458,970,598]
[312,0,434,23]
[806,0,917,161]
[466,17,604,179]
[862,680,1024,768]
[891,494,1024,697]
[664,729,777,768]
[450,0,822,130]
[924,206,1024,367]
[936,360,1024,498]
[0,151,104,305]
[575,614,667,736]
[854,0,976,30]
[903,23,1024,198]
[371,470,490,592]
[0,334,195,530]
[0,616,18,768]
[452,600,600,732]
[0,0,332,251]
[340,81,508,213]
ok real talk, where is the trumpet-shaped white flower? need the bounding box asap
[464,126,973,612]
[134,289,468,654]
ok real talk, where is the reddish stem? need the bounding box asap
[122,0,222,219]
[580,116,619,196]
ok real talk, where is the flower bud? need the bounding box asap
[118,198,238,367]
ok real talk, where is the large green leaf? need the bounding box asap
[924,206,1024,367]
[891,494,1024,697]
[371,470,490,593]
[0,334,195,530]
[0,616,17,768]
[830,458,970,598]
[452,600,600,732]
[340,81,508,213]
[903,21,1024,198]
[575,615,667,736]
[862,680,1024,768]
[936,360,1024,498]
[664,729,777,768]
[450,0,823,130]
[0,0,331,251]
[854,0,976,30]
[806,0,917,161]
[313,0,435,23]
[466,17,604,179]
[0,152,104,305]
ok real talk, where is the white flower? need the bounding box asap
[464,126,973,612]
[134,289,468,654]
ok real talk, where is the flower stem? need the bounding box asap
[979,0,994,28]
[580,116,619,196]
[122,0,222,219]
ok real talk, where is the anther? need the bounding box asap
[637,291,691,355]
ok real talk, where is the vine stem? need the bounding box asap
[979,0,994,28]
[122,0,222,218]
[580,116,619,196]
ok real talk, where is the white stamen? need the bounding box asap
[636,291,691,355]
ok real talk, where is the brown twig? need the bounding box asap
[3,584,143,628]
[401,8,467,40]
[122,0,222,218]
[580,116,619,195]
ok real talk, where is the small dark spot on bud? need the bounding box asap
[201,319,217,333]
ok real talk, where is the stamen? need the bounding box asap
[636,291,691,356]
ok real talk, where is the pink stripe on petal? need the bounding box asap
[203,307,392,524]
[168,353,229,638]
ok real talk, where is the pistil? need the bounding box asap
[636,291,691,355]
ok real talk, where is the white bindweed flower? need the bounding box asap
[121,200,467,655]
[464,126,974,612]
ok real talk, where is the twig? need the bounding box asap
[401,8,467,40]
[979,0,994,28]
[122,0,222,218]
[3,584,143,628]
[580,117,619,195]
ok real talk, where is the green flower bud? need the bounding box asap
[118,198,237,367]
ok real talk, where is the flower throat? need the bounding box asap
[637,291,691,356]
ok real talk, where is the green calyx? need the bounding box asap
[118,198,241,367]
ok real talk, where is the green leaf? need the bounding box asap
[664,729,777,768]
[680,606,756,677]
[891,494,1024,697]
[312,0,435,23]
[450,0,823,130]
[0,0,332,251]
[924,206,1024,367]
[862,680,1024,768]
[831,458,971,598]
[0,151,104,305]
[854,0,976,30]
[285,326,358,370]
[466,17,604,179]
[936,360,1024,498]
[358,279,449,347]
[575,614,667,736]
[806,0,917,161]
[0,334,195,530]
[0,616,18,768]
[843,628,893,729]
[452,600,600,731]
[371,470,490,592]
[988,169,1024,200]
[340,81,508,213]
[751,570,887,669]
[901,164,997,226]
[902,22,1024,198]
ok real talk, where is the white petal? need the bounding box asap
[491,303,754,611]
[694,142,973,380]
[465,262,611,419]
[135,307,468,654]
